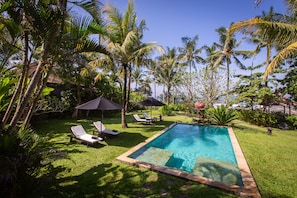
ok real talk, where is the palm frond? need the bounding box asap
[76,38,108,55]
[264,41,297,79]
[71,0,103,23]
[230,18,297,46]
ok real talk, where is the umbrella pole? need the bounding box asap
[99,110,103,138]
[151,106,152,118]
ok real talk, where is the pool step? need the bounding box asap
[136,147,173,166]
[193,157,243,186]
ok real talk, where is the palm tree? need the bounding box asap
[104,1,160,128]
[248,7,285,86]
[138,76,152,96]
[155,47,185,104]
[1,0,68,134]
[230,0,296,80]
[132,67,146,90]
[1,0,108,133]
[178,35,204,101]
[214,27,253,105]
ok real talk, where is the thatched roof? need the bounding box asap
[15,62,63,84]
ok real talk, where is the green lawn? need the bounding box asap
[30,111,297,198]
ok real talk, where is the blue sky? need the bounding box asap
[105,0,286,49]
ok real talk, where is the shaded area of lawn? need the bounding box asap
[31,161,235,197]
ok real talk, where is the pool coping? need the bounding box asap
[116,123,261,198]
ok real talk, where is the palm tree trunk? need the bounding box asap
[121,63,128,128]
[166,84,171,104]
[126,65,131,112]
[7,43,49,134]
[226,62,230,106]
[189,62,193,101]
[72,84,82,118]
[23,71,46,129]
[154,82,156,98]
[1,31,30,131]
[265,44,271,87]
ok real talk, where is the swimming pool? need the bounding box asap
[117,123,261,197]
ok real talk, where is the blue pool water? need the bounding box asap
[130,123,243,186]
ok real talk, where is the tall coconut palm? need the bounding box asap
[146,60,161,98]
[104,0,160,128]
[132,67,146,90]
[178,35,204,101]
[214,27,253,105]
[155,47,185,104]
[138,76,152,96]
[230,0,297,81]
[248,6,285,86]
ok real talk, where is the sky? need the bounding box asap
[100,0,287,96]
[104,0,286,49]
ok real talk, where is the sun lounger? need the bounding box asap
[70,125,103,146]
[93,121,120,136]
[133,114,151,123]
[142,112,158,122]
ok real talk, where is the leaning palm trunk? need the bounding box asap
[23,66,52,129]
[7,43,50,134]
[1,32,30,131]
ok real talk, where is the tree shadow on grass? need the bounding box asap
[103,131,148,148]
[29,162,238,198]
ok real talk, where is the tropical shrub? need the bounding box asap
[182,102,195,114]
[206,106,237,126]
[159,105,173,116]
[285,115,297,129]
[169,103,184,111]
[237,110,278,127]
[0,128,66,197]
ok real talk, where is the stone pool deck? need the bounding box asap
[116,123,261,198]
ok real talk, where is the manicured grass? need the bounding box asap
[232,120,297,198]
[30,112,297,197]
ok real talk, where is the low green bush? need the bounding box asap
[159,105,173,116]
[238,110,279,127]
[285,115,297,129]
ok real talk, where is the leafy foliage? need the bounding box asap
[237,109,278,127]
[279,66,297,101]
[285,115,297,129]
[206,106,237,126]
[0,127,68,197]
[159,105,173,116]
[0,128,41,197]
[0,77,13,112]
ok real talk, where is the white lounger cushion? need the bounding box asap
[133,114,151,123]
[93,121,120,135]
[71,125,103,144]
[79,134,102,143]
